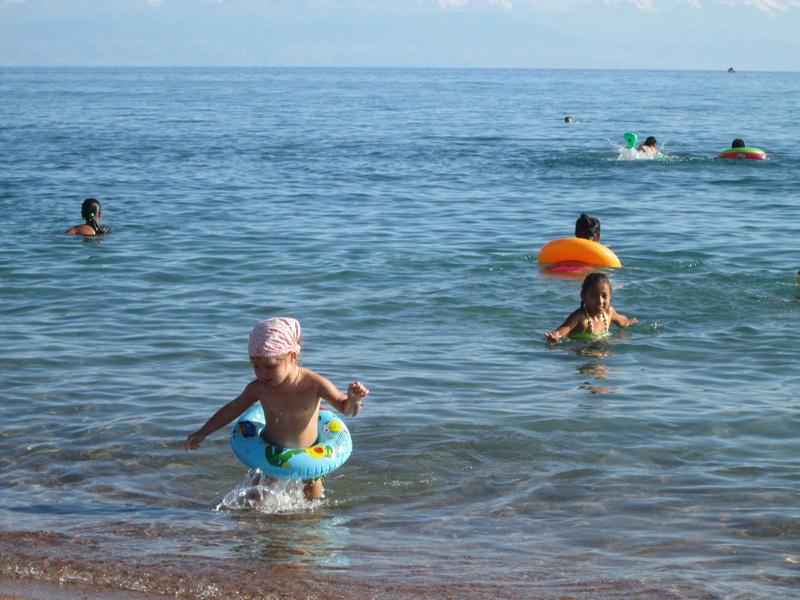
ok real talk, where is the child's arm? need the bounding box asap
[184,383,258,450]
[610,307,638,328]
[317,374,369,417]
[544,309,581,342]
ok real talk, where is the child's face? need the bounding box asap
[250,354,296,386]
[582,281,612,314]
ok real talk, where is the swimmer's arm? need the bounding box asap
[544,310,582,342]
[184,382,258,450]
[316,373,368,417]
[610,307,638,328]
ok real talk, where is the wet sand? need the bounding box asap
[0,579,169,600]
[0,530,706,600]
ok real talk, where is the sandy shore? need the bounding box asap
[0,531,698,599]
[1,578,171,600]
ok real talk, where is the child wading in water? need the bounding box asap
[65,198,111,236]
[545,273,637,342]
[185,317,368,500]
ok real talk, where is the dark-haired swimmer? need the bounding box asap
[575,213,601,242]
[544,272,637,342]
[637,136,671,158]
[66,198,111,236]
[638,136,658,154]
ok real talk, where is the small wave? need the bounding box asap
[214,469,317,514]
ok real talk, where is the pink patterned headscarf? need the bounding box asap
[248,317,302,357]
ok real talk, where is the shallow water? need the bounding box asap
[1,67,799,598]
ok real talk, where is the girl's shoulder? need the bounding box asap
[299,367,328,386]
[565,307,586,322]
[65,224,96,236]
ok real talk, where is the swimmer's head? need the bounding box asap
[81,198,102,223]
[575,213,601,242]
[248,317,302,359]
[643,136,657,147]
[732,138,745,148]
[564,116,573,123]
[580,272,612,311]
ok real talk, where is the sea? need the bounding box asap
[1,67,799,599]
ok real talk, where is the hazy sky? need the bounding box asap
[1,0,799,70]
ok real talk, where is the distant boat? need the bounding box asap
[727,67,736,73]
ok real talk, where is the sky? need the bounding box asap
[1,0,799,70]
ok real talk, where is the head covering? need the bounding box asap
[248,317,302,357]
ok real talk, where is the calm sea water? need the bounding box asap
[1,67,799,599]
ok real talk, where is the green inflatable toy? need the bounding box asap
[623,132,638,149]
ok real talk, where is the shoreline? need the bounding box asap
[0,532,705,600]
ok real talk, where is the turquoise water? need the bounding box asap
[1,67,799,598]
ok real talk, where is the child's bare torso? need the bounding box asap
[253,370,321,449]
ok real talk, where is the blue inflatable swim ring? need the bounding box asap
[230,404,352,480]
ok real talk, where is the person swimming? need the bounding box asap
[65,198,111,236]
[544,272,637,342]
[575,213,601,243]
[638,136,659,154]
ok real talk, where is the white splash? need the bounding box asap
[214,469,319,514]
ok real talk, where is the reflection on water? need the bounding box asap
[217,470,352,569]
[573,342,617,394]
[577,360,617,395]
[574,344,612,360]
[577,363,608,380]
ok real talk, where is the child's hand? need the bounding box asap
[344,381,369,416]
[184,431,205,450]
[544,331,561,343]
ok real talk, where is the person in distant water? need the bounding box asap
[731,138,746,148]
[65,198,111,236]
[575,213,601,243]
[637,136,671,158]
[544,272,637,342]
[185,317,368,501]
[638,136,659,154]
[564,116,573,123]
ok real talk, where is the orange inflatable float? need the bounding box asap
[537,238,621,268]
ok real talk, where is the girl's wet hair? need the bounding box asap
[80,198,103,233]
[575,213,601,241]
[580,272,611,309]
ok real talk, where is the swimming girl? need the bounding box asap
[65,198,111,236]
[185,317,368,500]
[637,136,659,155]
[575,213,601,242]
[544,272,637,342]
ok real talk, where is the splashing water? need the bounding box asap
[214,470,318,514]
[607,139,674,160]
